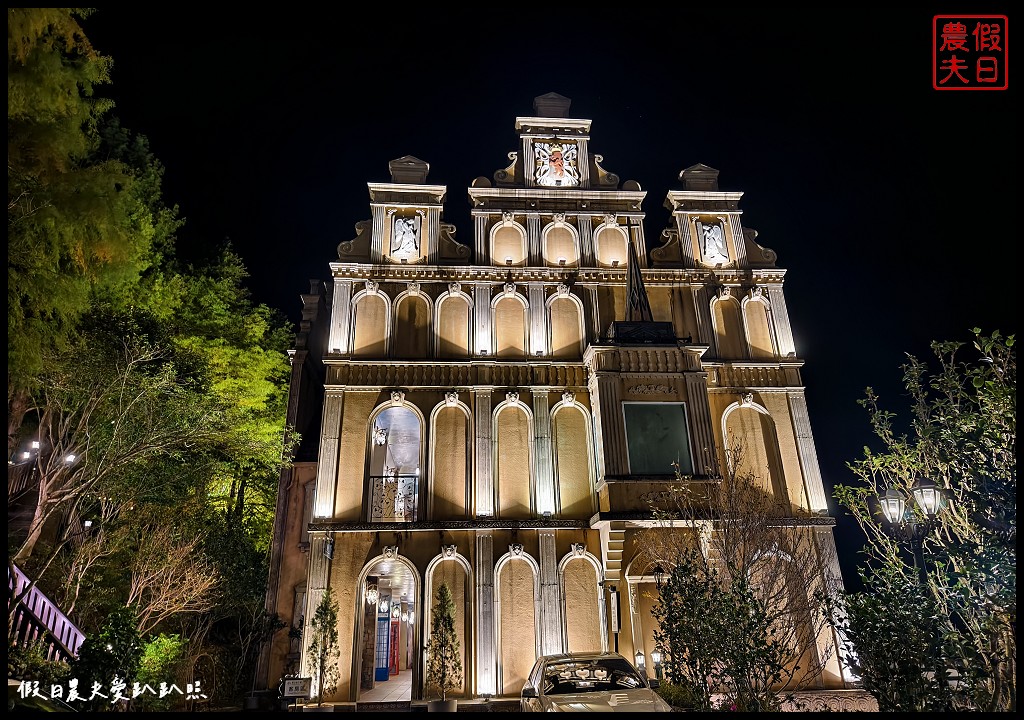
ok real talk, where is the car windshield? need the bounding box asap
[542,657,645,695]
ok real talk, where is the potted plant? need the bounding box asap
[307,586,340,709]
[424,583,463,712]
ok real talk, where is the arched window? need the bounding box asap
[367,404,422,522]
[551,402,594,516]
[743,295,775,359]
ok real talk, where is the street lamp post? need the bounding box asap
[878,476,944,585]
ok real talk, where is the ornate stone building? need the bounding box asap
[259,93,858,706]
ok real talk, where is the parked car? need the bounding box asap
[8,679,77,712]
[520,651,672,712]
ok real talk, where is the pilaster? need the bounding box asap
[538,531,562,655]
[768,286,796,357]
[314,391,344,518]
[787,391,829,512]
[528,283,547,357]
[475,532,496,695]
[474,390,494,517]
[329,280,352,354]
[532,390,554,515]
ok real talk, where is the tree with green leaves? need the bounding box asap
[424,582,463,703]
[8,9,180,440]
[834,329,1015,712]
[307,586,340,706]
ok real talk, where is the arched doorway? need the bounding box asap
[354,554,420,703]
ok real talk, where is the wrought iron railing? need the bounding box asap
[368,475,418,522]
[8,562,84,662]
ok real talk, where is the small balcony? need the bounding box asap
[368,474,419,523]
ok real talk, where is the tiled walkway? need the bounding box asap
[358,669,412,702]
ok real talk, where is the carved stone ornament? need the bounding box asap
[562,390,576,406]
[365,279,379,294]
[390,391,406,406]
[749,285,764,300]
[741,392,754,407]
[570,543,586,557]
[407,281,421,296]
[717,286,732,299]
[503,282,517,297]
[444,391,459,407]
[552,212,566,226]
[603,213,616,227]
[448,282,461,295]
[556,283,570,298]
[628,384,673,395]
[383,545,398,560]
[509,543,524,556]
[502,211,514,225]
[506,391,520,406]
[442,545,458,559]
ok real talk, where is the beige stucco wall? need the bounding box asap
[334,392,378,519]
[437,296,470,358]
[431,406,470,519]
[498,557,537,696]
[496,405,531,518]
[352,294,387,357]
[594,225,627,267]
[552,405,592,517]
[493,225,525,265]
[544,226,577,266]
[494,297,526,358]
[745,300,774,359]
[713,297,745,359]
[426,560,469,698]
[325,533,376,702]
[394,295,430,359]
[549,297,582,359]
[563,557,602,653]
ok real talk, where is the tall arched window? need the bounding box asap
[594,224,628,267]
[744,296,775,360]
[367,404,422,522]
[543,224,578,267]
[492,223,527,267]
[551,402,593,516]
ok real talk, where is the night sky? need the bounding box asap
[80,8,1015,591]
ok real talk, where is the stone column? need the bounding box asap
[425,208,440,265]
[768,286,796,357]
[675,213,697,267]
[578,214,594,267]
[538,531,563,655]
[474,284,492,357]
[475,532,497,696]
[787,391,830,512]
[528,283,547,358]
[329,280,352,354]
[302,534,333,682]
[474,390,494,517]
[474,214,490,267]
[684,373,717,476]
[532,390,554,516]
[726,214,748,268]
[694,285,715,350]
[314,391,344,518]
[527,213,542,266]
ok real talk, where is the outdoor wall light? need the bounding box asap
[634,651,646,676]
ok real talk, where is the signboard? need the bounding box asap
[282,677,311,698]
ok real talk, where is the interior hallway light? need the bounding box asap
[365,582,379,606]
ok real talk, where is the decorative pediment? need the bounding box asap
[533,92,572,118]
[679,163,720,191]
[388,155,429,184]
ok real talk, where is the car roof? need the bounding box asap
[537,651,628,663]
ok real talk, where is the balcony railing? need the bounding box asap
[369,474,418,523]
[8,562,84,662]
